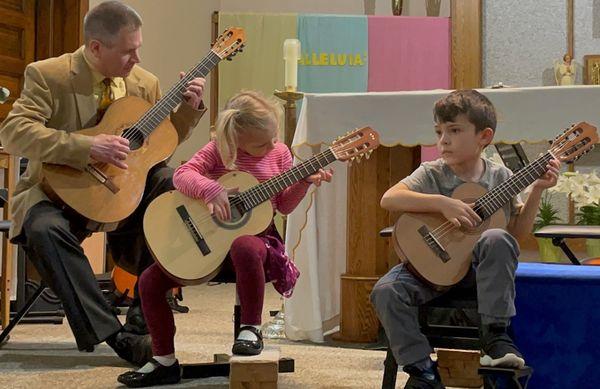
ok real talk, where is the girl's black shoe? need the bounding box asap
[117,359,181,388]
[232,326,263,356]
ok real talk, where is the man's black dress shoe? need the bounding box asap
[232,325,263,356]
[117,359,181,388]
[124,301,149,335]
[107,330,153,367]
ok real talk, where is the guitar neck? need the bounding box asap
[237,148,338,212]
[474,151,555,219]
[131,51,221,137]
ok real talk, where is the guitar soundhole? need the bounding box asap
[212,196,251,230]
[121,127,145,150]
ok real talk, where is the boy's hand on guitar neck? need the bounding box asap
[531,159,561,190]
[207,187,239,221]
[90,134,131,169]
[439,197,482,228]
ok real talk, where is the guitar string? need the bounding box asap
[422,150,557,245]
[118,52,220,144]
[427,153,553,242]
[173,135,369,228]
[175,147,340,227]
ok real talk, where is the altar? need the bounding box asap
[284,85,600,343]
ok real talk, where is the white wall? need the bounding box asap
[89,0,451,162]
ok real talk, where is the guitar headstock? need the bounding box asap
[212,28,246,61]
[331,127,380,162]
[550,122,598,163]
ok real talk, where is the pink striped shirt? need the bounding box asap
[173,140,311,215]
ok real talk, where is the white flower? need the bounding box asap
[550,170,600,208]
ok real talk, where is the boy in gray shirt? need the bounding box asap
[370,90,560,389]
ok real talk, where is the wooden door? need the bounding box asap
[0,0,88,121]
[0,0,35,121]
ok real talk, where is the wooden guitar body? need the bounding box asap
[40,27,248,231]
[143,126,381,285]
[42,96,178,231]
[143,171,274,285]
[392,183,507,289]
[392,122,598,288]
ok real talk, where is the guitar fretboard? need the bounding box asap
[474,151,555,219]
[123,51,221,139]
[235,148,338,212]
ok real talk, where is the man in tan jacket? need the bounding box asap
[0,1,206,366]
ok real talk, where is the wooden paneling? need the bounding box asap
[0,23,24,59]
[338,275,380,342]
[338,145,421,342]
[451,0,482,88]
[36,0,89,60]
[0,0,28,13]
[0,0,35,122]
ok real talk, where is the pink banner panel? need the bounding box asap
[367,16,450,91]
[367,16,450,162]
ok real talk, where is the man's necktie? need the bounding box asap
[96,77,114,124]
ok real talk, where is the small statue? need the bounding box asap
[554,54,576,85]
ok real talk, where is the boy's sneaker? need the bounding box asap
[479,324,525,369]
[403,361,445,389]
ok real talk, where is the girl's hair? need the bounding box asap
[214,90,282,169]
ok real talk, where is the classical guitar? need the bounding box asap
[41,28,246,231]
[143,127,380,285]
[392,122,598,289]
[110,265,188,313]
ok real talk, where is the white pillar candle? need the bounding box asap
[284,39,300,92]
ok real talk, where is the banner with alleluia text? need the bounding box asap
[218,13,450,159]
[297,15,368,93]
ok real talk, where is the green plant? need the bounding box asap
[533,192,562,231]
[577,201,600,226]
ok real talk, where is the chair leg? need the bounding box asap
[382,347,398,389]
[233,304,241,340]
[0,283,46,345]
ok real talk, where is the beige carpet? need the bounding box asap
[0,283,470,388]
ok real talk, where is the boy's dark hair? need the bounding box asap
[433,89,497,133]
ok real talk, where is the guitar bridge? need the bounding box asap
[176,205,211,256]
[418,225,451,263]
[85,164,119,194]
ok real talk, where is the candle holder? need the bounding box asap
[274,89,304,147]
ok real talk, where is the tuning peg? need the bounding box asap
[226,57,232,61]
[365,151,371,160]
